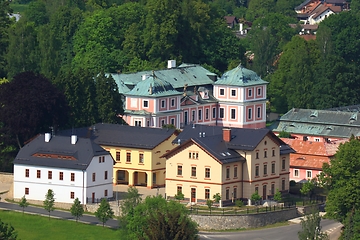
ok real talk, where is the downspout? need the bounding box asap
[82,169,85,206]
[242,151,246,199]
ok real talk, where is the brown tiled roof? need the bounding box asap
[312,4,341,19]
[281,138,330,156]
[290,154,330,169]
[224,16,238,25]
[300,35,316,41]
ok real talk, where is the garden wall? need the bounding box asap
[190,208,298,230]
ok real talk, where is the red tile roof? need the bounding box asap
[281,138,330,156]
[290,154,330,169]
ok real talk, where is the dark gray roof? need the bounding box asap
[172,124,292,158]
[14,134,108,170]
[295,0,311,11]
[58,123,176,149]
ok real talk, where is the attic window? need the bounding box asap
[221,153,226,156]
[174,78,177,81]
[226,152,231,156]
[349,113,357,123]
[289,124,295,127]
[193,75,197,78]
[326,126,332,130]
[310,111,318,118]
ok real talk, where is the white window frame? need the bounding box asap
[231,89,236,97]
[248,108,252,120]
[306,170,312,179]
[257,87,261,96]
[294,169,299,177]
[248,88,252,97]
[219,108,225,119]
[231,108,236,119]
[143,100,149,108]
[219,88,225,96]
[161,99,166,108]
[171,98,175,107]
[257,107,261,118]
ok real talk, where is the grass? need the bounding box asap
[0,210,120,240]
[9,3,29,14]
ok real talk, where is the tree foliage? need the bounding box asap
[95,198,114,227]
[251,191,262,205]
[0,0,12,78]
[0,71,69,148]
[70,198,84,222]
[321,137,360,223]
[273,189,282,202]
[298,208,329,240]
[43,189,55,220]
[19,195,29,214]
[124,196,198,240]
[120,186,142,218]
[0,218,17,240]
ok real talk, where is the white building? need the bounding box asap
[13,134,113,204]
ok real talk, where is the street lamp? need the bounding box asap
[232,192,234,203]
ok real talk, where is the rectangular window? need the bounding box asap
[257,107,261,119]
[264,150,267,158]
[271,163,275,174]
[315,138,320,142]
[205,109,209,120]
[99,156,101,163]
[48,171,52,180]
[92,173,96,182]
[212,107,216,118]
[231,89,236,96]
[233,188,237,199]
[105,171,108,180]
[226,189,230,200]
[272,149,275,157]
[59,172,63,180]
[198,109,202,120]
[248,89,252,97]
[189,151,198,159]
[248,108,252,119]
[37,170,41,179]
[271,184,275,195]
[71,173,75,182]
[282,159,286,170]
[256,152,259,159]
[192,110,195,121]
[161,120,165,126]
[143,100,148,108]
[263,165,267,175]
[226,168,230,179]
[219,108,224,118]
[25,169,29,178]
[104,189,108,197]
[177,186,182,194]
[234,166,238,178]
[177,165,182,176]
[258,88,261,95]
[25,188,29,195]
[70,192,74,199]
[282,179,285,191]
[191,167,196,177]
[205,189,210,199]
[220,88,225,96]
[255,166,259,177]
[171,98,175,107]
[205,168,210,178]
[135,120,141,126]
[116,151,120,161]
[307,170,312,178]
[139,153,144,163]
[255,187,259,193]
[126,152,131,163]
[161,100,165,108]
[231,109,236,119]
[171,118,175,125]
[294,169,299,177]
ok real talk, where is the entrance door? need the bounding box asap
[184,111,188,125]
[191,188,196,202]
[92,192,95,203]
[262,185,267,200]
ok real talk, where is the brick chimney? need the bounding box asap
[223,128,231,142]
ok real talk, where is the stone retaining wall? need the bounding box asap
[190,208,298,230]
[0,172,13,184]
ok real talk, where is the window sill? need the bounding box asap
[255,176,260,178]
[190,176,197,179]
[138,163,144,165]
[233,177,238,179]
[126,162,131,164]
[176,175,183,178]
[204,178,211,180]
[263,175,268,177]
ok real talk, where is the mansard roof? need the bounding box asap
[214,64,268,87]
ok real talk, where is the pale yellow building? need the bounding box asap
[162,125,293,204]
[61,123,178,189]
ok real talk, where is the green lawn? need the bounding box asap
[10,3,29,14]
[0,210,121,240]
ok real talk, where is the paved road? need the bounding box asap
[199,218,342,240]
[0,202,119,228]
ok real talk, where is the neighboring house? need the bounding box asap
[13,134,113,204]
[295,0,345,24]
[271,108,360,142]
[162,124,294,205]
[224,16,238,28]
[281,138,346,182]
[59,123,178,188]
[109,61,268,130]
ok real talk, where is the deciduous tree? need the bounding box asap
[298,208,329,240]
[95,198,114,227]
[43,189,55,220]
[0,0,12,78]
[70,198,84,222]
[19,195,29,214]
[0,218,17,240]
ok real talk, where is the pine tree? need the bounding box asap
[95,198,114,227]
[43,189,55,220]
[70,198,84,222]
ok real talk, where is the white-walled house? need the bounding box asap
[13,134,114,204]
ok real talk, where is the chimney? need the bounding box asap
[167,60,176,69]
[71,135,78,145]
[45,133,51,142]
[223,128,231,142]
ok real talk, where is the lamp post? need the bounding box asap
[232,192,234,203]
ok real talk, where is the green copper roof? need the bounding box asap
[215,65,268,86]
[125,75,182,97]
[108,64,216,94]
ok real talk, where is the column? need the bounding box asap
[147,171,153,189]
[128,170,135,186]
